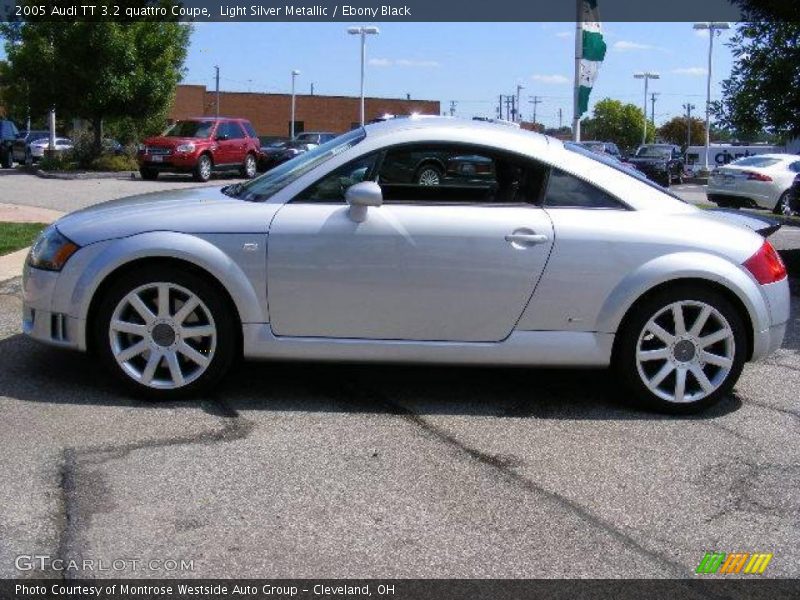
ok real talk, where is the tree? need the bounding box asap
[579,98,653,153]
[658,116,705,149]
[1,6,190,152]
[714,4,800,140]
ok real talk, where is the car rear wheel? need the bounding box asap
[139,167,158,181]
[193,154,213,182]
[774,191,792,216]
[416,164,442,186]
[240,153,257,179]
[94,267,237,399]
[614,285,746,413]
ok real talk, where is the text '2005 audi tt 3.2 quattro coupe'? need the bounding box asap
[23,118,789,413]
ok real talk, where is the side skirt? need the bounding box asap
[241,325,614,367]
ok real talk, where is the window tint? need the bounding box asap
[242,121,257,138]
[218,122,244,140]
[296,153,380,202]
[376,144,547,204]
[544,168,624,209]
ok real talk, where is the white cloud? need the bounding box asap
[368,58,440,68]
[555,31,572,39]
[671,67,708,76]
[530,74,570,84]
[613,40,655,52]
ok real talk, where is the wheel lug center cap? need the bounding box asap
[151,323,176,347]
[673,339,696,363]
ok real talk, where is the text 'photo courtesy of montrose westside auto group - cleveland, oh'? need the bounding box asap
[0,0,798,598]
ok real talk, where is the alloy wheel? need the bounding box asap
[417,168,441,186]
[108,282,217,389]
[635,300,735,404]
[199,157,212,181]
[245,155,256,178]
[780,192,794,217]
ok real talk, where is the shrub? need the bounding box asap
[38,152,77,171]
[89,154,138,172]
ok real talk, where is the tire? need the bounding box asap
[0,147,11,169]
[193,154,213,182]
[139,167,159,181]
[614,284,747,414]
[93,266,237,400]
[240,153,257,179]
[773,190,792,216]
[415,164,443,186]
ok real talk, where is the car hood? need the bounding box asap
[629,156,669,165]
[142,136,205,147]
[56,187,276,246]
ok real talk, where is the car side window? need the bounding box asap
[790,161,800,173]
[294,153,381,203]
[218,122,244,140]
[543,168,626,209]
[242,122,258,138]
[376,144,547,205]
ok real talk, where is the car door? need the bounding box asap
[215,122,244,166]
[266,143,555,342]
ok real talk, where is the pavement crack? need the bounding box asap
[329,379,689,577]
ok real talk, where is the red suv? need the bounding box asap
[138,117,260,182]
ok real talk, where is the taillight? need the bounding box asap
[743,240,787,284]
[745,171,772,182]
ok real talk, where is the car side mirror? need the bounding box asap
[216,134,229,141]
[345,181,382,223]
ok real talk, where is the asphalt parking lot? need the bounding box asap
[0,175,798,579]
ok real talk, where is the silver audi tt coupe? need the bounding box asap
[22,118,790,412]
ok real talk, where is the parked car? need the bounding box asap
[0,119,19,168]
[787,173,800,216]
[575,140,622,160]
[707,154,800,216]
[28,137,73,161]
[12,129,51,165]
[628,144,685,186]
[22,118,789,414]
[258,138,290,171]
[137,117,260,182]
[263,139,318,169]
[294,131,337,145]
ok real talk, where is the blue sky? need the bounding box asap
[184,22,735,128]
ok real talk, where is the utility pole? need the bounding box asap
[511,95,516,121]
[529,96,543,126]
[634,72,660,145]
[558,107,563,129]
[449,100,457,117]
[515,84,525,122]
[650,92,660,136]
[310,82,315,95]
[683,102,695,149]
[214,65,220,118]
[504,96,513,121]
[498,95,503,119]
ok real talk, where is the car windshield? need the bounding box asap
[578,142,605,153]
[635,146,672,158]
[235,128,366,202]
[162,121,214,138]
[565,142,686,203]
[730,156,782,168]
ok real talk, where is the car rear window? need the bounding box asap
[730,156,781,168]
[242,121,258,138]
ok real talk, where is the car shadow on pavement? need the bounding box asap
[0,333,743,421]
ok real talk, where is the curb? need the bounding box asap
[34,169,138,180]
[0,247,29,283]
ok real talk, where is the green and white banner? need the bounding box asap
[576,0,607,116]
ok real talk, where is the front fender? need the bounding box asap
[595,251,770,341]
[52,231,267,350]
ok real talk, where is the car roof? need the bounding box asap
[362,116,552,152]
[185,117,248,122]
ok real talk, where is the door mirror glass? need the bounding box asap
[345,181,383,222]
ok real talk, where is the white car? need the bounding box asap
[28,137,73,161]
[707,153,800,215]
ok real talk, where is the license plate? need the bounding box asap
[151,155,163,163]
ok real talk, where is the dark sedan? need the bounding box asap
[628,144,685,187]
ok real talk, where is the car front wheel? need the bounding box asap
[615,285,746,413]
[773,191,793,216]
[94,267,237,399]
[193,154,213,182]
[241,153,257,179]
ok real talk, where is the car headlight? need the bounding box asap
[176,143,195,153]
[27,226,80,271]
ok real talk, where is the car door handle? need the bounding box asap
[505,233,549,245]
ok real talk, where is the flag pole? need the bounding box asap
[573,0,582,141]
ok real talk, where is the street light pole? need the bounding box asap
[633,72,660,146]
[694,22,730,172]
[290,69,300,139]
[347,26,380,126]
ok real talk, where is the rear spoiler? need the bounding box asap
[705,208,781,238]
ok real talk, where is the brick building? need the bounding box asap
[170,84,441,137]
